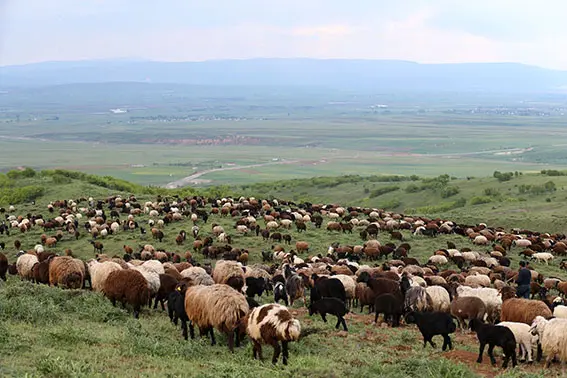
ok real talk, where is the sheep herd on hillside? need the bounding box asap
[3,195,567,369]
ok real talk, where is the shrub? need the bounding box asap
[493,171,514,182]
[440,186,460,198]
[369,186,400,198]
[469,196,492,205]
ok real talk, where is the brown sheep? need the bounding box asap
[154,273,179,310]
[355,282,375,313]
[32,257,52,284]
[295,241,309,253]
[0,252,7,281]
[48,256,84,289]
[103,269,150,318]
[450,296,487,331]
[500,288,552,325]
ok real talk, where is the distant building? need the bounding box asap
[110,108,127,114]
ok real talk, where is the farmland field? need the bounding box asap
[2,83,567,186]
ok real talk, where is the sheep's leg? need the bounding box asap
[335,316,341,329]
[272,341,282,364]
[341,317,348,332]
[181,319,188,341]
[153,297,158,309]
[511,349,517,367]
[208,328,216,346]
[518,343,526,363]
[477,342,486,363]
[282,341,289,365]
[442,334,452,351]
[321,313,327,323]
[374,311,379,324]
[525,342,533,363]
[536,343,543,362]
[428,337,436,349]
[227,331,235,353]
[487,344,497,366]
[189,321,195,339]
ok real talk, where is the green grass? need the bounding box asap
[1,170,566,377]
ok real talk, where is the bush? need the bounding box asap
[369,186,400,198]
[440,186,460,198]
[493,171,514,182]
[484,187,500,197]
[405,184,423,193]
[469,196,492,205]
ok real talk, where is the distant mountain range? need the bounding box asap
[2,58,567,92]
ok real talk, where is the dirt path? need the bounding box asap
[163,159,300,188]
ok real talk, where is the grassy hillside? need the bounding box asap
[1,169,566,377]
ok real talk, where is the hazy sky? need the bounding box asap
[1,0,566,69]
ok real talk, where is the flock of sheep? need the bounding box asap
[2,194,567,370]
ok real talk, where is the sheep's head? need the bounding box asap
[530,316,547,336]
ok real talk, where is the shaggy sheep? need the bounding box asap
[284,265,306,307]
[405,311,456,351]
[48,256,84,289]
[464,274,491,288]
[16,254,39,281]
[213,260,245,290]
[470,318,517,368]
[404,286,433,312]
[426,286,451,313]
[87,260,122,292]
[238,303,301,365]
[103,269,150,318]
[530,315,567,368]
[497,321,538,363]
[180,267,214,286]
[184,284,249,351]
[500,298,552,325]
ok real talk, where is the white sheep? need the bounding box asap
[87,260,122,292]
[426,286,451,313]
[331,274,356,307]
[497,321,538,362]
[514,239,532,248]
[553,305,567,319]
[530,316,567,368]
[16,254,39,281]
[465,273,491,288]
[532,252,554,265]
[428,255,448,265]
[473,235,488,245]
[141,259,165,275]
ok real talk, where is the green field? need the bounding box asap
[1,171,567,376]
[2,83,567,186]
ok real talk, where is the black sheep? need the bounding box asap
[168,282,192,340]
[310,274,346,305]
[374,293,404,327]
[469,318,517,368]
[245,276,266,298]
[274,281,289,306]
[405,311,456,351]
[309,297,349,331]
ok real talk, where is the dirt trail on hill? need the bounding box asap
[164,159,300,188]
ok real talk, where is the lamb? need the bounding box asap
[374,293,404,327]
[237,304,301,365]
[16,253,39,281]
[530,315,567,368]
[184,284,249,351]
[309,297,349,331]
[212,260,245,292]
[450,296,487,331]
[470,318,517,368]
[405,311,456,351]
[103,269,150,318]
[48,256,84,289]
[87,260,122,292]
[497,321,538,363]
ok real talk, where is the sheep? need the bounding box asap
[456,286,501,323]
[428,255,448,266]
[238,304,301,365]
[374,293,404,327]
[309,297,349,331]
[310,274,346,306]
[245,276,267,298]
[470,318,517,368]
[274,281,288,306]
[497,321,538,363]
[16,254,39,281]
[355,282,375,313]
[184,284,249,351]
[212,260,245,292]
[154,273,179,310]
[530,315,567,368]
[426,286,451,313]
[464,274,491,288]
[103,269,150,318]
[404,311,456,351]
[404,286,433,312]
[32,257,52,284]
[132,265,161,303]
[0,252,8,281]
[87,260,122,292]
[331,274,356,308]
[48,256,84,289]
[180,267,214,286]
[284,265,306,307]
[451,296,487,331]
[532,252,554,265]
[141,259,165,275]
[553,304,567,319]
[500,298,552,325]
